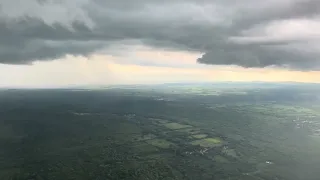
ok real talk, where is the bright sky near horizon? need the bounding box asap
[1,0,320,87]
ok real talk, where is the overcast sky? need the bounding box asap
[1,0,320,87]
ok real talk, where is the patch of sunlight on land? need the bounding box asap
[209,104,227,109]
[176,87,249,96]
[214,155,230,163]
[191,134,208,139]
[175,128,201,134]
[164,123,192,130]
[146,139,175,149]
[182,87,222,95]
[225,91,248,95]
[149,118,170,124]
[255,104,317,115]
[191,138,223,148]
[133,134,157,141]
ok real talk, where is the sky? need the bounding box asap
[0,0,320,87]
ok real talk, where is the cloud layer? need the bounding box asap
[0,0,319,69]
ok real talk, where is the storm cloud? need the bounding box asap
[0,0,319,69]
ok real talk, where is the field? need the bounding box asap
[163,123,192,130]
[191,138,223,147]
[0,83,320,180]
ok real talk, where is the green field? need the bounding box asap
[163,122,192,130]
[146,139,175,149]
[191,138,223,147]
[191,134,208,139]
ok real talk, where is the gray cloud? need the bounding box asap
[0,0,320,70]
[197,42,320,70]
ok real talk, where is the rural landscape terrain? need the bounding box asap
[1,82,320,180]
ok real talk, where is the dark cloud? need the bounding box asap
[197,43,320,70]
[0,0,319,70]
[230,0,320,29]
